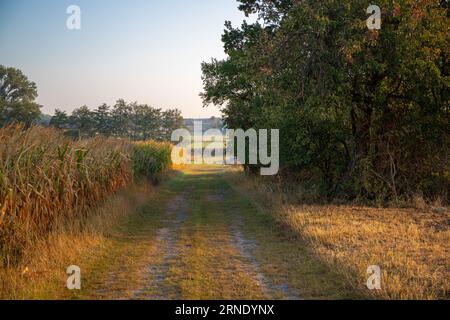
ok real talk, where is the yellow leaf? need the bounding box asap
[22,267,29,275]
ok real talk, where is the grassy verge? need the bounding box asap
[225,168,450,300]
[0,180,156,299]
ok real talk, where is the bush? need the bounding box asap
[133,141,172,180]
[201,0,450,204]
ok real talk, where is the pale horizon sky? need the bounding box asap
[0,0,252,118]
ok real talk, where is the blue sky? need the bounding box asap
[0,0,251,117]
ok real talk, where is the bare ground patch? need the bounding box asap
[132,194,189,299]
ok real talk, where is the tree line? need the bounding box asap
[50,101,183,141]
[1,65,183,141]
[0,65,41,126]
[201,0,449,203]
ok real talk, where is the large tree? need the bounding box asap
[202,0,449,201]
[0,65,41,126]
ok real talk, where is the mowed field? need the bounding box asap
[4,164,448,300]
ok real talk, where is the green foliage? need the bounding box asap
[133,141,172,180]
[0,65,42,126]
[202,0,450,203]
[49,109,69,129]
[50,99,183,141]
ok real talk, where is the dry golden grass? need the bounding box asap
[0,125,133,266]
[0,125,172,268]
[226,170,450,300]
[0,181,154,299]
[0,125,174,298]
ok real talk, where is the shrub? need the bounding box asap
[133,141,172,180]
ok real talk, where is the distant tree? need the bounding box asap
[70,106,96,138]
[49,109,69,129]
[160,109,183,141]
[0,65,41,126]
[94,103,113,136]
[133,104,162,140]
[111,99,133,137]
[51,100,184,142]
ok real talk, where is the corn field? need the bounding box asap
[0,125,172,266]
[133,141,172,180]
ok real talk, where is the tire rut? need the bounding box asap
[206,188,301,300]
[132,193,188,299]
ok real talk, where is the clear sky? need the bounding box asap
[0,0,251,117]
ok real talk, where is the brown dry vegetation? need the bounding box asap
[226,169,450,300]
[0,181,155,299]
[0,126,133,266]
[0,125,172,270]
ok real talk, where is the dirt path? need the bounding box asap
[72,165,356,300]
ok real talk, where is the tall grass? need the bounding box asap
[226,169,450,300]
[133,141,172,180]
[0,125,171,267]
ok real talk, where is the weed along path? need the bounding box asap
[69,165,357,300]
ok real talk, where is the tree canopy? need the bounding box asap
[202,0,449,202]
[0,65,42,126]
[50,100,183,141]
